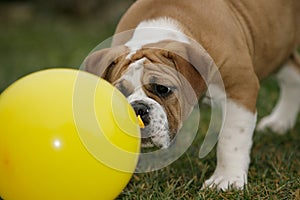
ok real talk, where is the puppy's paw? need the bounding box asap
[257,115,293,134]
[202,170,247,191]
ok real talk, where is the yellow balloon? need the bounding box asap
[0,69,140,200]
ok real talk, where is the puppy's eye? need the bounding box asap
[152,84,173,97]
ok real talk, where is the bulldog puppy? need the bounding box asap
[84,0,300,190]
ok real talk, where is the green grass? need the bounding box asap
[0,13,299,200]
[0,13,114,92]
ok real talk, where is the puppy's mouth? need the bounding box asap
[131,100,171,149]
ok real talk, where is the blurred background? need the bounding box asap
[0,0,135,92]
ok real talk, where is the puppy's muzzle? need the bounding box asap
[132,100,150,127]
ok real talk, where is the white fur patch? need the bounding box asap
[203,99,256,190]
[122,58,146,88]
[257,64,300,134]
[125,17,190,59]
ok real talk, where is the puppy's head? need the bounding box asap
[84,40,210,148]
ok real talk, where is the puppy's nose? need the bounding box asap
[132,101,150,126]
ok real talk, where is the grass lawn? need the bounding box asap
[0,11,299,200]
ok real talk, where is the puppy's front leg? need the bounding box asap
[203,99,257,190]
[203,68,259,190]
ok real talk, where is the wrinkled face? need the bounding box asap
[84,41,208,148]
[114,58,186,148]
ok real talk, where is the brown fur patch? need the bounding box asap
[112,0,300,113]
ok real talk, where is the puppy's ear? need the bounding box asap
[143,40,213,96]
[164,41,213,97]
[83,46,129,79]
[142,40,213,119]
[166,41,215,119]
